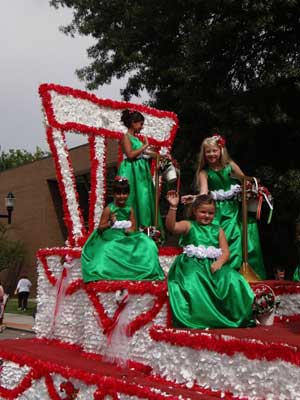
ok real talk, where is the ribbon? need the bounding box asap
[104,291,129,341]
[49,260,72,336]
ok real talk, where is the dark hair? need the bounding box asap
[273,266,285,273]
[113,179,130,194]
[192,194,216,210]
[121,109,144,128]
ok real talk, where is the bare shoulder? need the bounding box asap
[199,169,207,177]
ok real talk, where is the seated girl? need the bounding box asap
[81,177,165,282]
[166,191,254,329]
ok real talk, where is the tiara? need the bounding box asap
[114,176,129,183]
[211,134,226,148]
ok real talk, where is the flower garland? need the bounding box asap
[127,294,167,336]
[150,325,300,367]
[264,282,300,296]
[36,247,82,287]
[44,374,62,400]
[88,135,109,235]
[210,184,241,201]
[39,83,179,147]
[0,368,41,399]
[84,280,167,296]
[84,283,168,337]
[46,127,86,246]
[0,345,182,400]
[0,338,240,400]
[183,244,222,259]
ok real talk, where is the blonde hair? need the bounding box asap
[195,136,231,189]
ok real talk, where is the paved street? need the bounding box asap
[0,328,35,340]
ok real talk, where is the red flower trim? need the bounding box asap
[127,294,167,336]
[84,280,167,295]
[45,374,61,400]
[275,314,300,322]
[158,247,182,256]
[88,135,107,235]
[250,281,300,296]
[150,325,300,366]
[38,338,152,375]
[36,248,82,288]
[46,127,76,246]
[85,289,112,332]
[0,368,41,399]
[46,127,86,245]
[0,337,240,400]
[88,134,98,234]
[84,284,168,336]
[271,285,300,296]
[65,279,84,295]
[0,346,180,400]
[94,387,119,400]
[39,83,179,148]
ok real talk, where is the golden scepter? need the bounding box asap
[239,176,261,282]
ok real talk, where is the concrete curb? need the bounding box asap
[5,324,34,333]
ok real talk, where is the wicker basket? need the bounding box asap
[257,308,275,326]
[253,283,276,326]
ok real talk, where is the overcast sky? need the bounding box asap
[0,1,144,152]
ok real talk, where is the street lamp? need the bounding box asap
[0,192,15,224]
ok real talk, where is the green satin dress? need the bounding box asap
[81,203,165,282]
[207,165,266,279]
[168,222,254,329]
[293,265,300,281]
[118,135,163,231]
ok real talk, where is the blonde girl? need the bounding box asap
[182,134,266,279]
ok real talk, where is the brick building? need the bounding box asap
[0,140,118,294]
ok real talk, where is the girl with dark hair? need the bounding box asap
[166,191,254,329]
[81,177,165,282]
[118,109,163,231]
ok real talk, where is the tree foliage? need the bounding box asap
[0,147,50,172]
[50,0,300,166]
[0,224,25,273]
[50,0,300,247]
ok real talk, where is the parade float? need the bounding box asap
[1,84,300,399]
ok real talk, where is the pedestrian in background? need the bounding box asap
[15,275,32,311]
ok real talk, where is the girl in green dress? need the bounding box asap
[182,134,266,279]
[118,109,163,231]
[81,177,165,282]
[166,192,254,329]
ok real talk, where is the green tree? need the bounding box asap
[50,0,300,274]
[50,0,300,170]
[0,224,26,293]
[0,147,50,172]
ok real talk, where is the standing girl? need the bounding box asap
[118,109,162,231]
[182,134,266,279]
[81,177,165,282]
[166,192,254,329]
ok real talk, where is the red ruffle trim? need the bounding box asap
[150,325,300,366]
